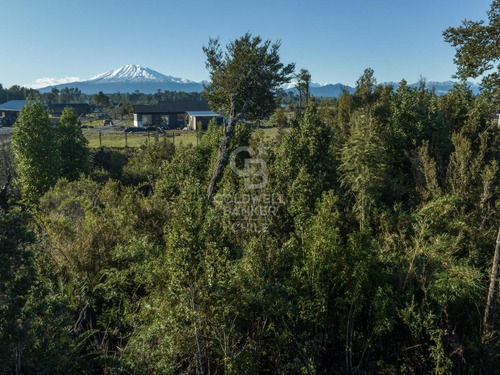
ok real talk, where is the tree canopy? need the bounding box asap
[58,107,90,180]
[12,100,61,203]
[444,0,500,100]
[203,32,295,122]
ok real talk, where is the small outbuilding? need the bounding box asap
[186,111,224,130]
[494,110,500,127]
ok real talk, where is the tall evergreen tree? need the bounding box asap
[202,33,295,199]
[58,107,90,180]
[296,68,311,111]
[339,112,387,229]
[12,99,60,203]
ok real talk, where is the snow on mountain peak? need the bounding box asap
[283,81,326,90]
[90,64,194,84]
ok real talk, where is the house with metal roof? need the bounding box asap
[0,100,27,125]
[0,100,27,112]
[50,103,91,116]
[132,100,222,129]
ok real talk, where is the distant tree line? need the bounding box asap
[0,84,210,106]
[0,84,38,103]
[0,83,302,109]
[39,88,209,107]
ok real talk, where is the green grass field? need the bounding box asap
[83,119,106,127]
[85,130,199,148]
[84,127,280,149]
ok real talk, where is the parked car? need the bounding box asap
[124,127,147,133]
[103,119,113,125]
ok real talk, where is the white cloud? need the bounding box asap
[25,77,81,89]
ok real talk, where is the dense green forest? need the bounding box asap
[2,3,500,374]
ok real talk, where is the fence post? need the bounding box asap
[99,131,102,147]
[125,131,128,147]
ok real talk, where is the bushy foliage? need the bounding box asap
[5,24,500,372]
[12,100,61,203]
[0,212,93,373]
[57,107,90,180]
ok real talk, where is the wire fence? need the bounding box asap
[86,130,195,148]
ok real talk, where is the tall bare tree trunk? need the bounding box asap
[190,285,205,375]
[206,118,236,200]
[15,343,21,375]
[207,99,248,201]
[483,226,500,340]
[346,298,356,374]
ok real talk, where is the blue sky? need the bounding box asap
[0,0,493,88]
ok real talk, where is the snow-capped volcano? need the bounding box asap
[38,64,204,94]
[89,64,195,84]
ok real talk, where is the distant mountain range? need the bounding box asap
[37,64,481,97]
[284,80,481,97]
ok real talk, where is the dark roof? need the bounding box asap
[0,100,27,112]
[132,100,210,114]
[186,111,222,117]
